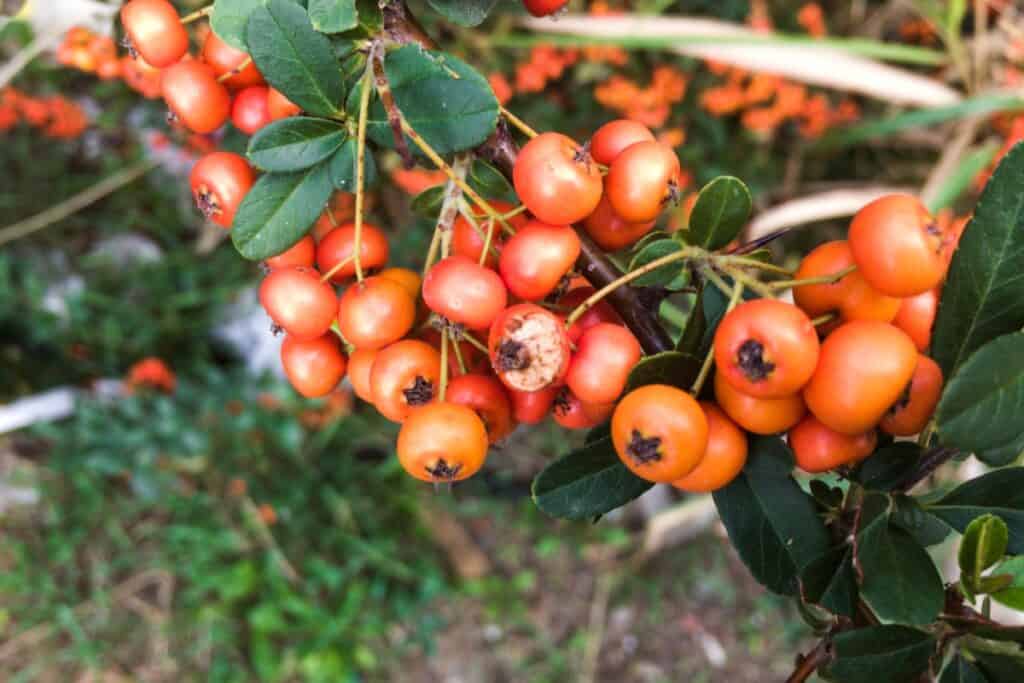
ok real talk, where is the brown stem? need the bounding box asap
[477,124,673,354]
[382,0,436,48]
[786,637,832,683]
[894,447,959,493]
[369,41,414,168]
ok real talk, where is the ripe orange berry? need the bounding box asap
[259,267,337,341]
[880,355,943,436]
[336,276,416,350]
[582,194,656,252]
[120,0,188,68]
[552,387,614,430]
[673,403,748,492]
[714,299,820,399]
[714,371,806,435]
[589,119,656,166]
[605,141,681,223]
[200,31,264,90]
[370,340,442,423]
[611,384,709,483]
[378,267,421,301]
[423,256,508,330]
[446,374,515,443]
[397,403,489,482]
[509,387,558,424]
[161,61,232,134]
[347,348,377,404]
[803,321,918,435]
[893,288,939,352]
[316,222,389,283]
[848,194,945,297]
[792,241,900,324]
[513,132,602,225]
[499,220,581,301]
[280,333,347,398]
[565,323,641,405]
[265,236,315,270]
[789,415,877,473]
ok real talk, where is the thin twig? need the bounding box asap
[0,160,158,247]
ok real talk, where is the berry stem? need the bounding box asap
[216,57,253,83]
[499,105,538,139]
[563,247,699,329]
[180,6,213,24]
[450,332,468,375]
[720,265,773,298]
[352,62,374,283]
[0,160,157,248]
[769,265,856,291]
[456,202,501,266]
[319,254,354,283]
[717,254,794,277]
[439,332,450,401]
[460,330,489,355]
[810,312,836,327]
[691,282,743,395]
[399,117,514,234]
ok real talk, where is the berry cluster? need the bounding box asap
[614,193,959,492]
[0,88,89,138]
[113,1,963,493]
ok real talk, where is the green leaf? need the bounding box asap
[627,239,690,289]
[856,443,925,492]
[328,138,378,192]
[532,437,653,521]
[712,436,831,595]
[826,626,935,683]
[409,186,445,218]
[699,277,757,354]
[926,468,1024,555]
[231,163,334,261]
[939,654,989,683]
[937,333,1024,466]
[857,495,944,625]
[991,556,1024,610]
[801,546,858,618]
[360,45,499,155]
[248,118,348,172]
[211,0,264,51]
[975,651,1024,682]
[960,514,1010,591]
[624,351,700,394]
[933,142,1024,378]
[676,287,706,355]
[685,176,752,250]
[246,0,346,118]
[467,159,514,199]
[424,0,499,27]
[308,0,359,33]
[892,494,952,547]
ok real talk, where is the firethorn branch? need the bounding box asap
[179,6,212,24]
[216,57,253,84]
[351,63,375,283]
[769,265,856,291]
[563,247,700,328]
[691,282,743,396]
[499,105,538,139]
[399,118,514,234]
[439,333,450,401]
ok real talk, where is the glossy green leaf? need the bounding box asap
[826,626,935,683]
[246,0,346,117]
[926,468,1024,555]
[933,142,1024,378]
[975,651,1024,682]
[360,45,499,155]
[892,495,952,547]
[409,186,445,218]
[248,118,348,172]
[624,351,700,393]
[991,556,1024,610]
[628,239,690,289]
[686,176,752,250]
[328,138,378,192]
[467,159,514,199]
[857,495,944,625]
[960,514,1010,589]
[676,287,705,355]
[424,0,499,26]
[532,437,653,521]
[937,333,1024,467]
[211,0,263,51]
[856,443,924,492]
[801,545,858,618]
[939,654,989,683]
[309,0,358,33]
[231,164,334,261]
[712,436,831,595]
[699,277,757,355]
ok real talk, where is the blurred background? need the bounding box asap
[1,0,1021,680]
